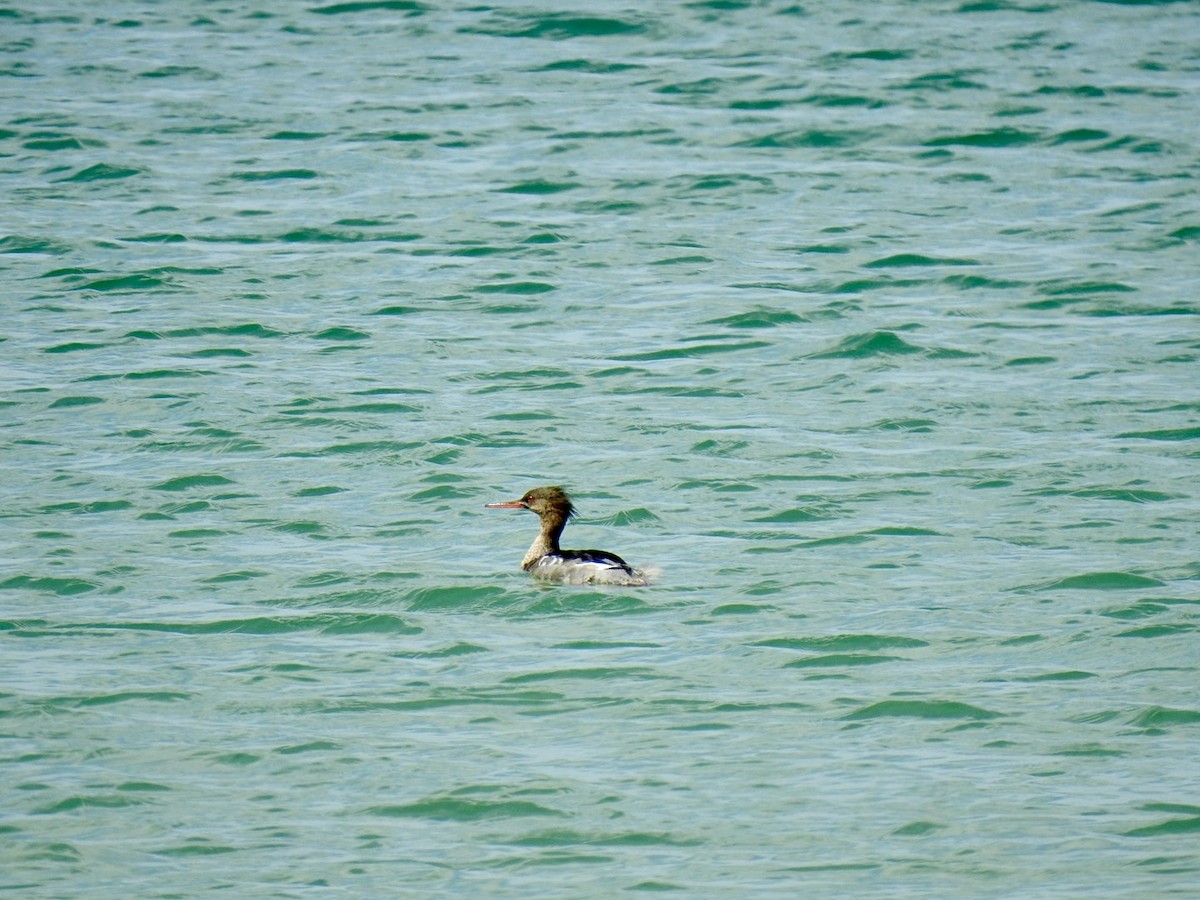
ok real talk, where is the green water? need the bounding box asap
[3,1,1199,896]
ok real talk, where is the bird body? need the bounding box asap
[485,486,648,586]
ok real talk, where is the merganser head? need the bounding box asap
[485,485,575,520]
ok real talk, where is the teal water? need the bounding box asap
[3,1,1199,895]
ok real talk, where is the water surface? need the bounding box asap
[3,1,1199,896]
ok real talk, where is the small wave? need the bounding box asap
[0,575,101,596]
[310,1,426,14]
[753,635,929,652]
[733,128,876,149]
[842,700,1004,721]
[55,163,142,182]
[461,13,646,40]
[865,253,980,268]
[366,797,564,821]
[924,127,1040,148]
[807,331,923,359]
[784,654,903,668]
[1128,706,1200,729]
[152,474,236,492]
[231,169,319,181]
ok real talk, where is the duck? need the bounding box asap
[485,486,649,586]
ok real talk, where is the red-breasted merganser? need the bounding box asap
[485,486,648,586]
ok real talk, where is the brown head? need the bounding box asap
[485,485,575,521]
